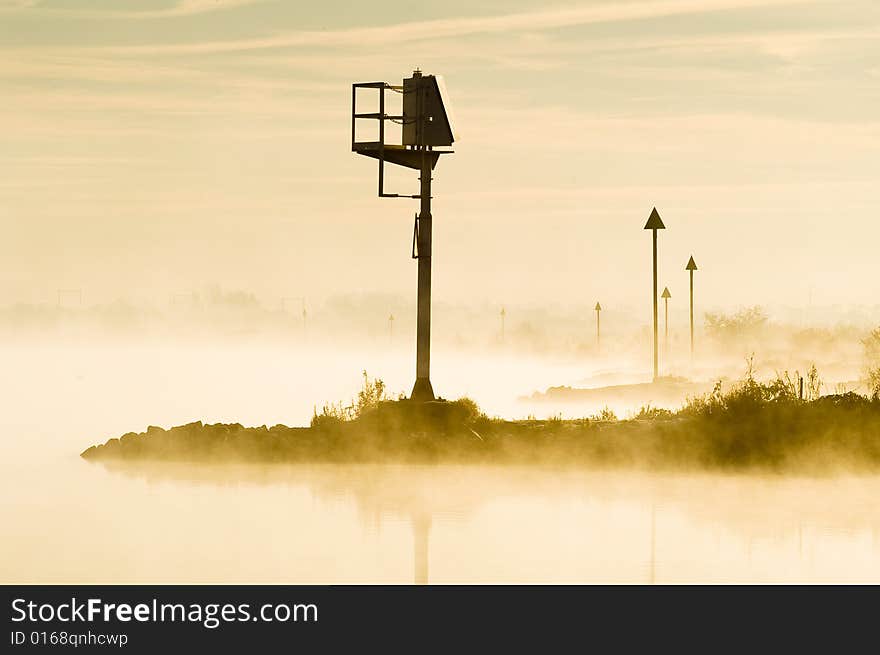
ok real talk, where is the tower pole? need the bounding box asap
[411,74,434,401]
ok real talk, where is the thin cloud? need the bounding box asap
[0,0,268,19]
[26,0,826,55]
[162,0,267,17]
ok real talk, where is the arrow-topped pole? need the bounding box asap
[500,306,506,343]
[389,313,395,344]
[594,302,602,350]
[686,255,698,360]
[644,208,666,381]
[661,287,671,362]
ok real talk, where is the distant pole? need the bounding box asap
[686,256,698,360]
[389,313,395,344]
[661,287,671,363]
[644,208,666,381]
[594,302,602,351]
[664,295,668,347]
[500,306,506,343]
[57,288,82,308]
[281,296,307,334]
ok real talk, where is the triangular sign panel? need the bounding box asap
[644,207,666,230]
[686,255,698,271]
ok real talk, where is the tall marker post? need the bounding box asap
[500,306,506,343]
[351,71,456,401]
[644,208,666,381]
[686,255,698,360]
[661,286,671,370]
[594,302,602,351]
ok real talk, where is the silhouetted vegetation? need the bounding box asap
[705,306,768,343]
[864,326,880,399]
[310,371,397,428]
[82,367,880,473]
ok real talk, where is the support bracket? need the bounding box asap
[411,214,420,259]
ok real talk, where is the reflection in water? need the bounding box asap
[413,515,430,585]
[21,460,872,584]
[649,504,655,585]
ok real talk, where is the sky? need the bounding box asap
[1,0,878,315]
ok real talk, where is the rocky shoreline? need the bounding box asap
[82,392,880,473]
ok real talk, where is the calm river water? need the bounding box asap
[2,340,879,583]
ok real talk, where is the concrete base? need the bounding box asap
[410,377,435,402]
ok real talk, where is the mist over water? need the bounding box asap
[3,332,880,584]
[3,0,880,589]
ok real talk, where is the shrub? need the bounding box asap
[634,405,673,420]
[310,401,350,429]
[355,370,388,418]
[592,406,617,421]
[704,306,767,343]
[863,327,880,398]
[455,397,486,423]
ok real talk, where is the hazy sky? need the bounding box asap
[1,0,878,313]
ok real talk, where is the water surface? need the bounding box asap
[2,340,879,583]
